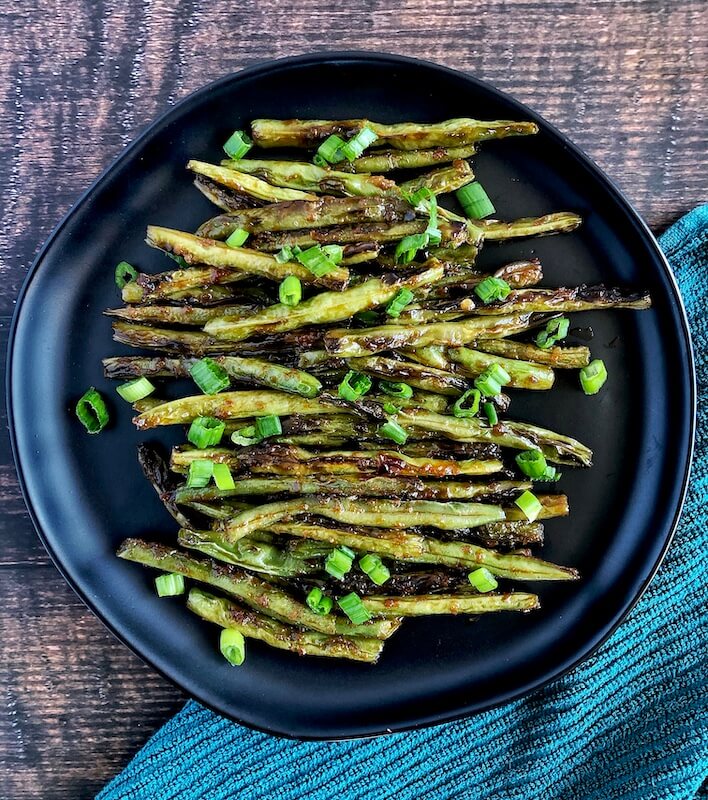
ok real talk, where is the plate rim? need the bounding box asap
[6,50,697,740]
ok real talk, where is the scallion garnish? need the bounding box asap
[379,418,408,445]
[314,134,347,165]
[514,490,543,522]
[75,387,109,434]
[452,388,481,418]
[359,554,391,586]
[321,244,344,264]
[483,402,498,426]
[337,592,372,624]
[189,357,230,394]
[219,628,246,666]
[468,567,498,593]
[340,127,378,162]
[116,377,156,403]
[187,459,214,488]
[274,245,294,264]
[535,317,570,349]
[167,252,189,268]
[456,181,496,219]
[325,547,355,579]
[188,417,225,448]
[279,275,302,306]
[386,288,415,318]
[225,228,249,248]
[474,363,511,396]
[114,261,137,289]
[295,245,338,277]
[474,276,511,304]
[579,359,608,395]
[255,414,282,439]
[155,573,185,597]
[379,380,414,399]
[223,130,253,160]
[212,463,236,491]
[231,425,261,447]
[338,370,372,401]
[394,232,429,265]
[515,450,547,479]
[306,587,333,616]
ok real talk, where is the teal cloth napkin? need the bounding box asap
[99,207,708,800]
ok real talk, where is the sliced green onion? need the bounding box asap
[514,490,543,522]
[355,310,379,325]
[379,381,414,399]
[279,275,302,307]
[337,592,372,624]
[274,245,294,264]
[305,587,333,616]
[424,194,442,245]
[338,370,372,401]
[212,463,236,491]
[515,450,547,479]
[190,357,230,394]
[340,546,356,558]
[116,377,156,403]
[223,130,253,160]
[359,554,391,586]
[579,359,608,395]
[321,245,344,265]
[394,232,428,265]
[325,547,355,579]
[75,387,109,434]
[474,276,511,304]
[536,317,570,349]
[386,287,415,318]
[340,127,378,161]
[314,134,347,165]
[483,402,498,426]
[474,364,511,396]
[468,567,498,593]
[457,181,496,219]
[255,414,282,439]
[225,228,249,248]
[220,628,246,666]
[187,459,214,488]
[188,417,226,448]
[382,401,400,415]
[540,465,562,482]
[452,388,481,418]
[295,245,338,277]
[406,186,434,208]
[231,425,261,447]
[167,252,189,268]
[155,572,185,597]
[114,261,137,289]
[379,419,408,445]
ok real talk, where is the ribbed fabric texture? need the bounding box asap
[99,207,708,800]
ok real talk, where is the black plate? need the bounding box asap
[7,52,695,739]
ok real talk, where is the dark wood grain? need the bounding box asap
[1,1,706,797]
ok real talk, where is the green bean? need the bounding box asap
[456,285,652,315]
[105,304,258,326]
[103,355,322,397]
[473,338,591,368]
[145,226,350,291]
[203,263,444,342]
[399,160,474,196]
[447,347,555,391]
[479,213,582,240]
[322,314,535,357]
[222,159,399,197]
[195,195,415,238]
[216,497,506,542]
[340,144,478,173]
[249,117,539,149]
[188,160,316,202]
[360,593,539,616]
[346,355,468,395]
[187,588,385,663]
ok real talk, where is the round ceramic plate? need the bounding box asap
[7,52,695,739]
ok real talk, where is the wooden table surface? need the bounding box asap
[1,1,706,797]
